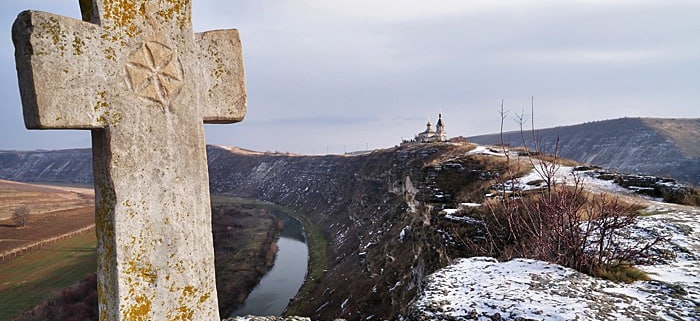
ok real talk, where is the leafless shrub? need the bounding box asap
[12,206,29,227]
[461,99,666,280]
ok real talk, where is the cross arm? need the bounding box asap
[195,29,247,124]
[13,10,114,130]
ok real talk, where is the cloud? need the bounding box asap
[0,0,698,153]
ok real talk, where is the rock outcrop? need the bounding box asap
[1,143,495,319]
[206,144,495,320]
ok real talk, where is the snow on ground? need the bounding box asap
[466,146,508,157]
[497,162,630,196]
[412,205,700,321]
[417,149,699,320]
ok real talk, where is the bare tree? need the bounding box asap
[460,99,666,280]
[12,206,29,227]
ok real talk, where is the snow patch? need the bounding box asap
[460,202,482,207]
[467,146,508,157]
[411,208,700,320]
[399,225,410,243]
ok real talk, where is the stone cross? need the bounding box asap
[12,1,246,320]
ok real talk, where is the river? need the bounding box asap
[231,209,309,316]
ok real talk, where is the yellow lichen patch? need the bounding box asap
[37,17,67,56]
[100,0,143,47]
[94,90,108,111]
[93,89,123,126]
[156,0,191,30]
[96,110,123,127]
[112,112,123,124]
[182,285,195,296]
[103,45,117,61]
[207,45,228,80]
[124,294,152,320]
[167,284,199,321]
[127,260,156,284]
[95,183,116,269]
[171,306,194,321]
[72,36,85,55]
[39,17,62,46]
[94,101,108,112]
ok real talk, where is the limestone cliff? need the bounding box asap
[0,143,497,320]
[206,144,496,320]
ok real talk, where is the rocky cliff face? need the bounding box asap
[0,143,498,320]
[207,144,496,320]
[469,118,700,186]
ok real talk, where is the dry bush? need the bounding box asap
[593,264,650,283]
[12,206,29,227]
[532,153,580,167]
[460,100,665,281]
[464,170,664,281]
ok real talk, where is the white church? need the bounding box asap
[402,113,448,144]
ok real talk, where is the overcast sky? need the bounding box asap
[1,0,698,154]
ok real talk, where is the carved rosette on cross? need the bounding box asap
[12,1,246,320]
[125,40,184,109]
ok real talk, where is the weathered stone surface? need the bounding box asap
[12,1,246,320]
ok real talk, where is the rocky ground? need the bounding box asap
[409,160,700,321]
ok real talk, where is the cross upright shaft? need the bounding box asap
[12,1,246,320]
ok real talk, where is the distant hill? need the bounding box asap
[0,149,92,185]
[469,118,700,185]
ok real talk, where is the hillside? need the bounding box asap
[1,144,498,319]
[1,144,698,320]
[207,144,495,319]
[0,149,92,185]
[468,117,700,186]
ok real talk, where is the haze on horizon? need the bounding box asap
[1,0,698,154]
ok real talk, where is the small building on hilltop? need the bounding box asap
[403,113,448,144]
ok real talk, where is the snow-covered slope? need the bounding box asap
[410,207,699,320]
[410,159,700,321]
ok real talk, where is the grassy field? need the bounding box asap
[0,232,96,321]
